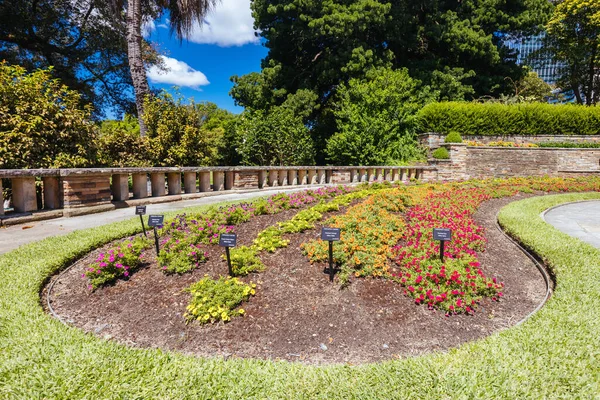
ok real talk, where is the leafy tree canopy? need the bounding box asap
[231,0,554,161]
[326,68,428,166]
[0,0,161,117]
[543,0,600,105]
[0,63,96,169]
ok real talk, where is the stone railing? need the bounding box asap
[0,165,436,220]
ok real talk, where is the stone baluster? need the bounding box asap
[151,173,166,197]
[385,169,393,182]
[298,170,307,185]
[12,177,38,213]
[308,169,317,184]
[288,169,298,185]
[368,168,377,182]
[199,172,211,192]
[184,172,197,193]
[258,171,268,188]
[42,177,61,209]
[278,169,288,186]
[225,171,234,190]
[0,179,3,215]
[268,170,279,187]
[213,171,225,191]
[351,169,359,183]
[167,172,181,195]
[318,169,327,184]
[132,173,148,199]
[392,169,401,182]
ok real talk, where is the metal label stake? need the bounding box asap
[433,228,452,263]
[219,233,238,276]
[321,227,341,282]
[135,205,147,238]
[148,215,165,256]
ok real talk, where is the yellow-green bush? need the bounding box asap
[417,102,600,136]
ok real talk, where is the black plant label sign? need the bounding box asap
[321,227,341,241]
[433,228,452,241]
[219,233,237,247]
[148,215,164,227]
[135,205,147,215]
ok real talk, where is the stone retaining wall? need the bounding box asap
[432,144,600,181]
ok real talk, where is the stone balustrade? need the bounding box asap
[0,165,436,221]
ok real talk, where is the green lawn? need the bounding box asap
[1,193,599,398]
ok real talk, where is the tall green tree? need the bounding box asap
[0,0,140,117]
[544,0,600,105]
[109,0,219,135]
[232,0,554,158]
[326,68,429,166]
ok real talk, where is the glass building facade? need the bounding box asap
[505,33,562,84]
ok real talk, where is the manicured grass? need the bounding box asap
[1,191,600,398]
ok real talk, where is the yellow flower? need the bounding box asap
[239,309,245,314]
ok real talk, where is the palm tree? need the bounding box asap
[110,0,218,135]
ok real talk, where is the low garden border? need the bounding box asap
[1,191,600,397]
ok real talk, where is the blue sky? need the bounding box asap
[143,0,267,115]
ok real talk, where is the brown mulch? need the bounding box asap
[45,194,546,365]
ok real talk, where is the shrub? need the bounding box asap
[143,93,230,167]
[96,115,150,167]
[0,62,96,169]
[432,147,450,159]
[538,141,600,148]
[158,239,208,275]
[184,276,255,324]
[227,246,265,276]
[417,102,600,136]
[444,131,463,143]
[83,237,151,289]
[326,68,428,165]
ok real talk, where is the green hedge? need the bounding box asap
[417,102,600,136]
[538,141,600,148]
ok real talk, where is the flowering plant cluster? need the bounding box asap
[184,275,256,324]
[391,187,503,314]
[302,188,416,285]
[464,140,539,148]
[83,237,151,290]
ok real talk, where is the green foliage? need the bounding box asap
[234,90,317,166]
[0,63,96,169]
[227,246,265,276]
[143,93,232,167]
[158,238,208,275]
[326,68,428,165]
[0,0,139,116]
[538,141,600,149]
[417,102,600,136]
[184,276,255,324]
[84,236,151,290]
[432,147,450,160]
[231,0,554,158]
[543,0,600,105]
[96,115,150,167]
[253,227,290,253]
[444,132,463,143]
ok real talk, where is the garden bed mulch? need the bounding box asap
[45,193,546,365]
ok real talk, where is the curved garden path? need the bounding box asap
[544,200,600,249]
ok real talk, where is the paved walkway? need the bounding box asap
[544,200,600,249]
[0,187,319,255]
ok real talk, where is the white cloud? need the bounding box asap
[188,0,259,47]
[147,56,210,90]
[142,19,156,37]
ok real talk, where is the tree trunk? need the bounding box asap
[126,0,149,136]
